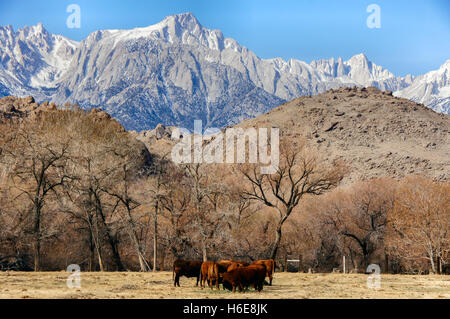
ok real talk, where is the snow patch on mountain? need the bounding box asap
[0,23,78,94]
[394,60,450,113]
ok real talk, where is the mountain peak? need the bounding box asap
[166,12,199,23]
[347,53,369,64]
[19,22,49,38]
[161,12,202,31]
[441,59,450,70]
[355,53,368,59]
[35,22,45,31]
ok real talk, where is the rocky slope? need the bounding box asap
[0,95,120,128]
[135,87,450,183]
[0,95,156,172]
[237,87,450,182]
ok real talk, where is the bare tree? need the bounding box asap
[387,176,449,274]
[158,166,194,260]
[60,111,130,271]
[99,130,152,272]
[2,112,72,270]
[137,154,174,271]
[339,179,395,269]
[182,164,231,261]
[241,142,346,260]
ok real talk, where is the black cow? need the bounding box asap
[173,259,202,287]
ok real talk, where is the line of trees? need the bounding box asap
[0,109,448,274]
[281,176,449,274]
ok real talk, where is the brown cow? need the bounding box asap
[226,261,250,272]
[251,259,275,285]
[214,261,235,287]
[218,260,249,271]
[222,264,266,293]
[173,259,202,287]
[200,261,222,290]
[201,260,252,290]
[200,261,213,289]
[217,260,233,270]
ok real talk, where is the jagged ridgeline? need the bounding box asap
[0,13,448,132]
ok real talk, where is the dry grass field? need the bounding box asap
[0,271,448,299]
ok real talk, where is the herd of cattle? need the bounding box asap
[173,259,275,293]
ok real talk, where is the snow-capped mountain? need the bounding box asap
[310,54,414,92]
[0,23,78,100]
[394,60,450,114]
[0,13,448,131]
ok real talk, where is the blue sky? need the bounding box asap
[0,0,449,76]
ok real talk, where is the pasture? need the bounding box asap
[0,271,449,299]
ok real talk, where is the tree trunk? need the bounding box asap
[160,249,166,271]
[153,203,158,272]
[284,253,288,272]
[88,232,94,272]
[33,241,40,272]
[33,206,41,271]
[124,203,150,272]
[107,234,122,270]
[137,251,148,272]
[429,250,436,274]
[127,218,149,272]
[436,256,441,275]
[129,230,150,272]
[88,250,93,272]
[87,214,95,272]
[270,223,283,260]
[95,196,125,271]
[202,237,208,262]
[92,218,104,271]
[96,246,104,272]
[361,253,370,271]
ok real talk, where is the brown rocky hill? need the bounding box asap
[134,87,449,183]
[0,96,152,167]
[235,86,449,182]
[0,96,123,131]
